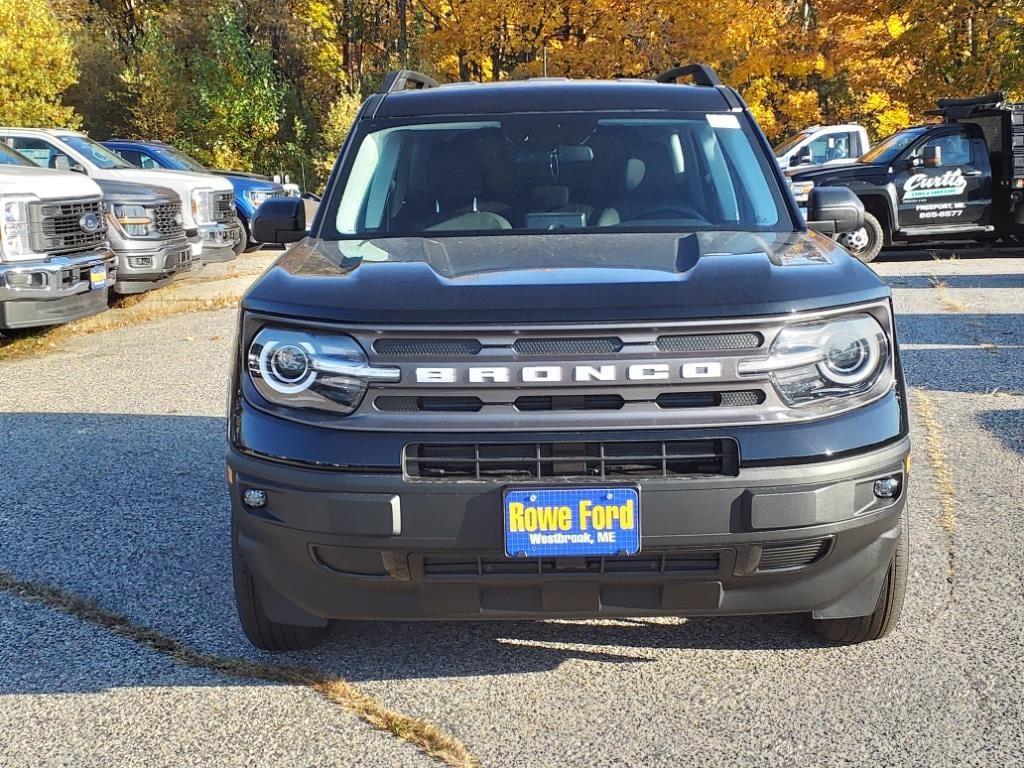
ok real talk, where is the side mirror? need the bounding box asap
[252,196,306,243]
[796,146,814,166]
[923,145,941,167]
[805,186,864,235]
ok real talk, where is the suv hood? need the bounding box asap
[94,178,179,206]
[103,167,234,194]
[244,231,889,324]
[0,165,102,199]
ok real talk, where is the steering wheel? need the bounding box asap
[633,205,701,220]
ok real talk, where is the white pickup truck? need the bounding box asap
[0,143,115,331]
[774,124,871,170]
[0,128,241,264]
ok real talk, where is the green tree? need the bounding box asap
[0,0,81,127]
[179,3,286,172]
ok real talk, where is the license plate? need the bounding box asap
[89,265,107,290]
[504,487,640,558]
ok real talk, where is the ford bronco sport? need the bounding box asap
[228,65,910,651]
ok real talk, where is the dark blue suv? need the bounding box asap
[103,140,287,252]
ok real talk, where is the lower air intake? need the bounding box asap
[757,538,831,571]
[405,438,740,480]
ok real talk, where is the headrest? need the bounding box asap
[531,185,570,209]
[624,158,646,192]
[426,140,483,199]
[625,142,674,196]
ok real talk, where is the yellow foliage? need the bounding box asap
[0,0,81,127]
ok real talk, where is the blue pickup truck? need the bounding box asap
[103,140,287,253]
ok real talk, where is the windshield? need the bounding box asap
[0,143,34,167]
[322,112,791,239]
[773,130,812,157]
[152,146,209,173]
[58,134,135,170]
[860,128,927,165]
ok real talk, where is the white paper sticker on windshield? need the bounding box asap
[707,113,741,129]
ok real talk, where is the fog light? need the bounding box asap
[873,477,900,499]
[243,488,268,508]
[6,272,45,289]
[128,256,153,268]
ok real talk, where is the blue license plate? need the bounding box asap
[504,487,640,558]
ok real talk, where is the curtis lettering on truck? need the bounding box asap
[227,64,910,652]
[789,91,1024,262]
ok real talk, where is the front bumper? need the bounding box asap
[228,436,910,625]
[195,219,242,263]
[111,235,194,294]
[0,248,117,329]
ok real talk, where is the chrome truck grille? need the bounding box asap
[152,202,184,237]
[214,191,236,222]
[29,198,106,254]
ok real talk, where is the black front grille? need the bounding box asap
[374,338,482,356]
[656,332,763,352]
[31,199,106,254]
[375,396,483,412]
[757,539,831,571]
[514,394,625,411]
[656,390,765,408]
[405,438,739,480]
[513,337,623,355]
[152,202,184,236]
[214,192,235,222]
[422,551,721,577]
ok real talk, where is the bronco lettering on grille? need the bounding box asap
[413,363,724,385]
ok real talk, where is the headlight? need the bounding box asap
[738,313,891,407]
[790,180,814,204]
[0,196,37,262]
[247,326,400,415]
[245,189,274,206]
[109,203,153,237]
[191,188,213,224]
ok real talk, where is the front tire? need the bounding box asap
[810,508,909,644]
[232,520,329,651]
[837,211,884,263]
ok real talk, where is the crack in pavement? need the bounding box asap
[0,570,480,768]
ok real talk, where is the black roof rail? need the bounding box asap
[654,64,723,87]
[378,69,440,94]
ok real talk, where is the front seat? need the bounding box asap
[419,140,511,231]
[596,141,676,226]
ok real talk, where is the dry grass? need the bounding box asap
[913,390,957,534]
[927,276,967,313]
[0,291,244,362]
[0,569,479,768]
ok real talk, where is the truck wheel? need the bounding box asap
[810,508,909,644]
[234,223,248,256]
[837,212,884,263]
[231,521,329,651]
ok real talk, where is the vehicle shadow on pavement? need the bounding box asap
[897,314,1023,395]
[978,409,1024,457]
[0,412,836,694]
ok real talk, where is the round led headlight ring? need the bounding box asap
[258,340,317,393]
[818,331,881,385]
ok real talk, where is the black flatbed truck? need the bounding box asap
[789,92,1024,262]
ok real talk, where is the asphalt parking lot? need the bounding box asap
[1,246,1022,767]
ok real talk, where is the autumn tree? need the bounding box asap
[0,0,81,127]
